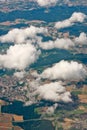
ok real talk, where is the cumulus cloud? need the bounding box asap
[69,12,86,23]
[0,44,40,70]
[39,38,74,50]
[41,60,87,81]
[0,26,47,44]
[36,82,72,102]
[36,0,58,7]
[55,12,86,29]
[38,32,87,50]
[74,32,87,45]
[55,20,72,29]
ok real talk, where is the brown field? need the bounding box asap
[62,118,75,129]
[0,113,23,130]
[13,114,23,121]
[78,94,87,103]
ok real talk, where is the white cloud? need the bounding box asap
[0,44,40,70]
[55,20,72,29]
[74,32,87,45]
[69,12,86,23]
[38,32,87,50]
[36,0,58,7]
[41,60,87,81]
[36,82,72,102]
[39,38,74,50]
[0,26,47,44]
[55,12,86,29]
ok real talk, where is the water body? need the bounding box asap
[2,101,55,130]
[0,6,87,22]
[15,120,55,130]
